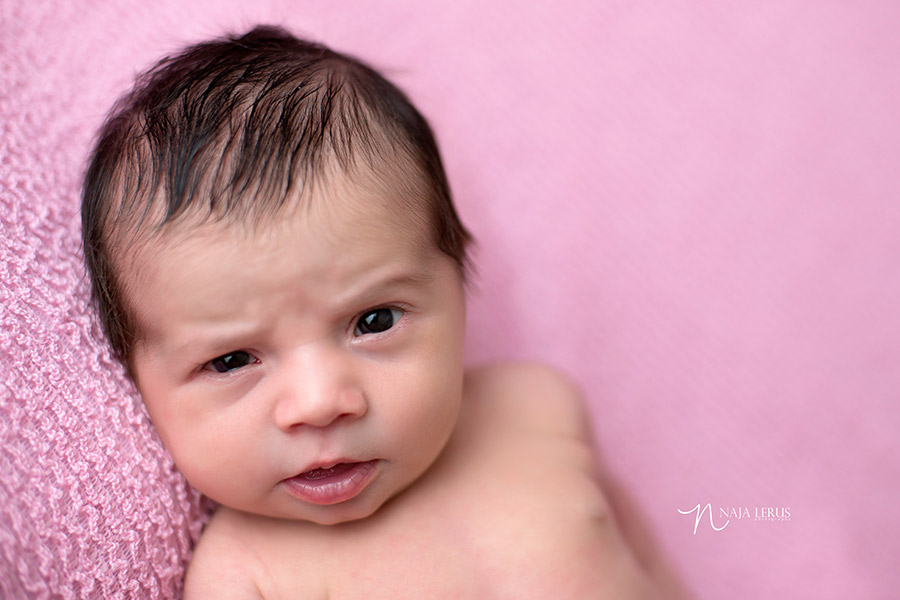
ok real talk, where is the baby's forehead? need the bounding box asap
[122,165,433,259]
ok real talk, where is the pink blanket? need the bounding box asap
[2,1,898,597]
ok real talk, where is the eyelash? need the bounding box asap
[198,306,407,375]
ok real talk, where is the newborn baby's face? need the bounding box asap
[126,175,466,525]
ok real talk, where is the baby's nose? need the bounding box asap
[272,345,368,431]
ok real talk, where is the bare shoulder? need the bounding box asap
[463,361,593,440]
[460,365,659,598]
[183,508,266,599]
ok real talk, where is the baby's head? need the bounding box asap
[82,26,471,524]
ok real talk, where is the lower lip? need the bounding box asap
[282,460,379,505]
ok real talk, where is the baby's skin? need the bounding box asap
[190,364,652,599]
[123,167,652,599]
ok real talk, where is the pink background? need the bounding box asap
[2,1,899,598]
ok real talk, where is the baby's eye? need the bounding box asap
[205,350,258,373]
[355,308,402,335]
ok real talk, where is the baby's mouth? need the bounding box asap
[300,462,357,481]
[283,460,379,505]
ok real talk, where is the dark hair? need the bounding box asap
[82,25,471,367]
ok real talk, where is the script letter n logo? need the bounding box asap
[678,503,729,535]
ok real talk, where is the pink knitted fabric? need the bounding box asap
[3,1,900,599]
[0,5,207,598]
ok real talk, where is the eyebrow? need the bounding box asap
[144,320,265,364]
[340,269,436,303]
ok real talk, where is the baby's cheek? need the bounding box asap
[168,421,254,504]
[407,384,460,457]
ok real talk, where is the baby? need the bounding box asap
[82,25,654,598]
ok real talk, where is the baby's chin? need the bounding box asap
[213,487,400,527]
[305,481,427,527]
[301,505,382,526]
[295,482,416,527]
